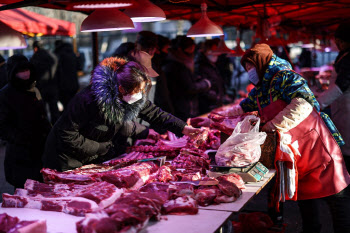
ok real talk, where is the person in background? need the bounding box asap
[163,36,211,121]
[0,55,7,89]
[317,22,350,173]
[0,54,51,188]
[42,57,200,172]
[153,35,175,114]
[112,42,135,58]
[54,40,80,110]
[134,31,158,103]
[30,40,60,124]
[195,39,226,114]
[298,48,312,69]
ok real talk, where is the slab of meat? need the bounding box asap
[172,153,210,170]
[77,191,164,233]
[126,145,180,158]
[194,186,221,206]
[2,180,123,216]
[217,173,246,190]
[162,196,198,215]
[42,162,159,190]
[0,213,46,233]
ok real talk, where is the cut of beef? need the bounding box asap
[2,180,123,216]
[217,173,246,190]
[194,186,221,206]
[77,191,164,233]
[162,196,198,215]
[171,153,210,170]
[42,162,159,190]
[0,213,46,233]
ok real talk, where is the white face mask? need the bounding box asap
[248,68,260,85]
[122,92,143,104]
[16,70,30,80]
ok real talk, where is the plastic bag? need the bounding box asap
[215,115,267,167]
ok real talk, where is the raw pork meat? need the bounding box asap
[162,196,198,215]
[2,180,123,216]
[0,213,46,233]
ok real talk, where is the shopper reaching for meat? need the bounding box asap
[212,43,350,233]
[42,57,200,172]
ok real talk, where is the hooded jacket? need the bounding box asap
[0,54,51,188]
[42,58,186,171]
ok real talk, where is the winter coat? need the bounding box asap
[240,54,349,200]
[54,43,80,96]
[42,59,186,171]
[162,49,210,121]
[195,52,225,114]
[30,49,59,97]
[331,48,350,156]
[0,62,51,188]
[240,54,344,145]
[0,63,7,89]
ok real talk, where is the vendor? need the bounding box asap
[42,57,199,171]
[193,43,350,233]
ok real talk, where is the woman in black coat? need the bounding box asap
[42,57,198,171]
[0,54,51,188]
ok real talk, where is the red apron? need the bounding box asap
[257,73,350,200]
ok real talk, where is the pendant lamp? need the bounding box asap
[123,0,166,22]
[186,3,224,38]
[69,0,133,9]
[0,22,27,50]
[81,8,135,32]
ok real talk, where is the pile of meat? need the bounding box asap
[1,139,246,232]
[0,213,46,233]
[2,179,123,216]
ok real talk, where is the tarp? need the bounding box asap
[0,5,76,36]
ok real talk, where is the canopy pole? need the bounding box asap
[92,32,99,68]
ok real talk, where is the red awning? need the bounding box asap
[0,5,76,36]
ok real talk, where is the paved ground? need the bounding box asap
[0,143,333,233]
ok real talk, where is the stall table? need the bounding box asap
[200,170,275,212]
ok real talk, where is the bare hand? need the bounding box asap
[147,129,160,140]
[261,121,276,133]
[182,126,202,140]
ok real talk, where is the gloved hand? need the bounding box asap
[97,141,112,156]
[147,129,160,140]
[190,117,212,127]
[226,104,244,116]
[317,84,342,110]
[270,97,313,133]
[182,125,203,140]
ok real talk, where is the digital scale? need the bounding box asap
[210,162,269,182]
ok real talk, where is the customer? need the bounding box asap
[195,39,225,114]
[112,42,135,57]
[54,41,80,110]
[0,54,51,188]
[317,22,350,172]
[0,55,7,89]
[30,40,60,124]
[163,36,211,121]
[226,43,350,233]
[42,57,200,172]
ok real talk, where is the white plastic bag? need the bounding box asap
[215,115,267,167]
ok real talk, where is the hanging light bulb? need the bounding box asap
[186,3,224,38]
[123,0,166,22]
[81,8,135,32]
[0,22,27,50]
[232,29,245,57]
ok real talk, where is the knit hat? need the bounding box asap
[6,54,31,81]
[334,23,350,43]
[241,43,273,80]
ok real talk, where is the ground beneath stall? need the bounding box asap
[0,143,333,233]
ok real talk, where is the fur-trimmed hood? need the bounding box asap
[90,57,146,124]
